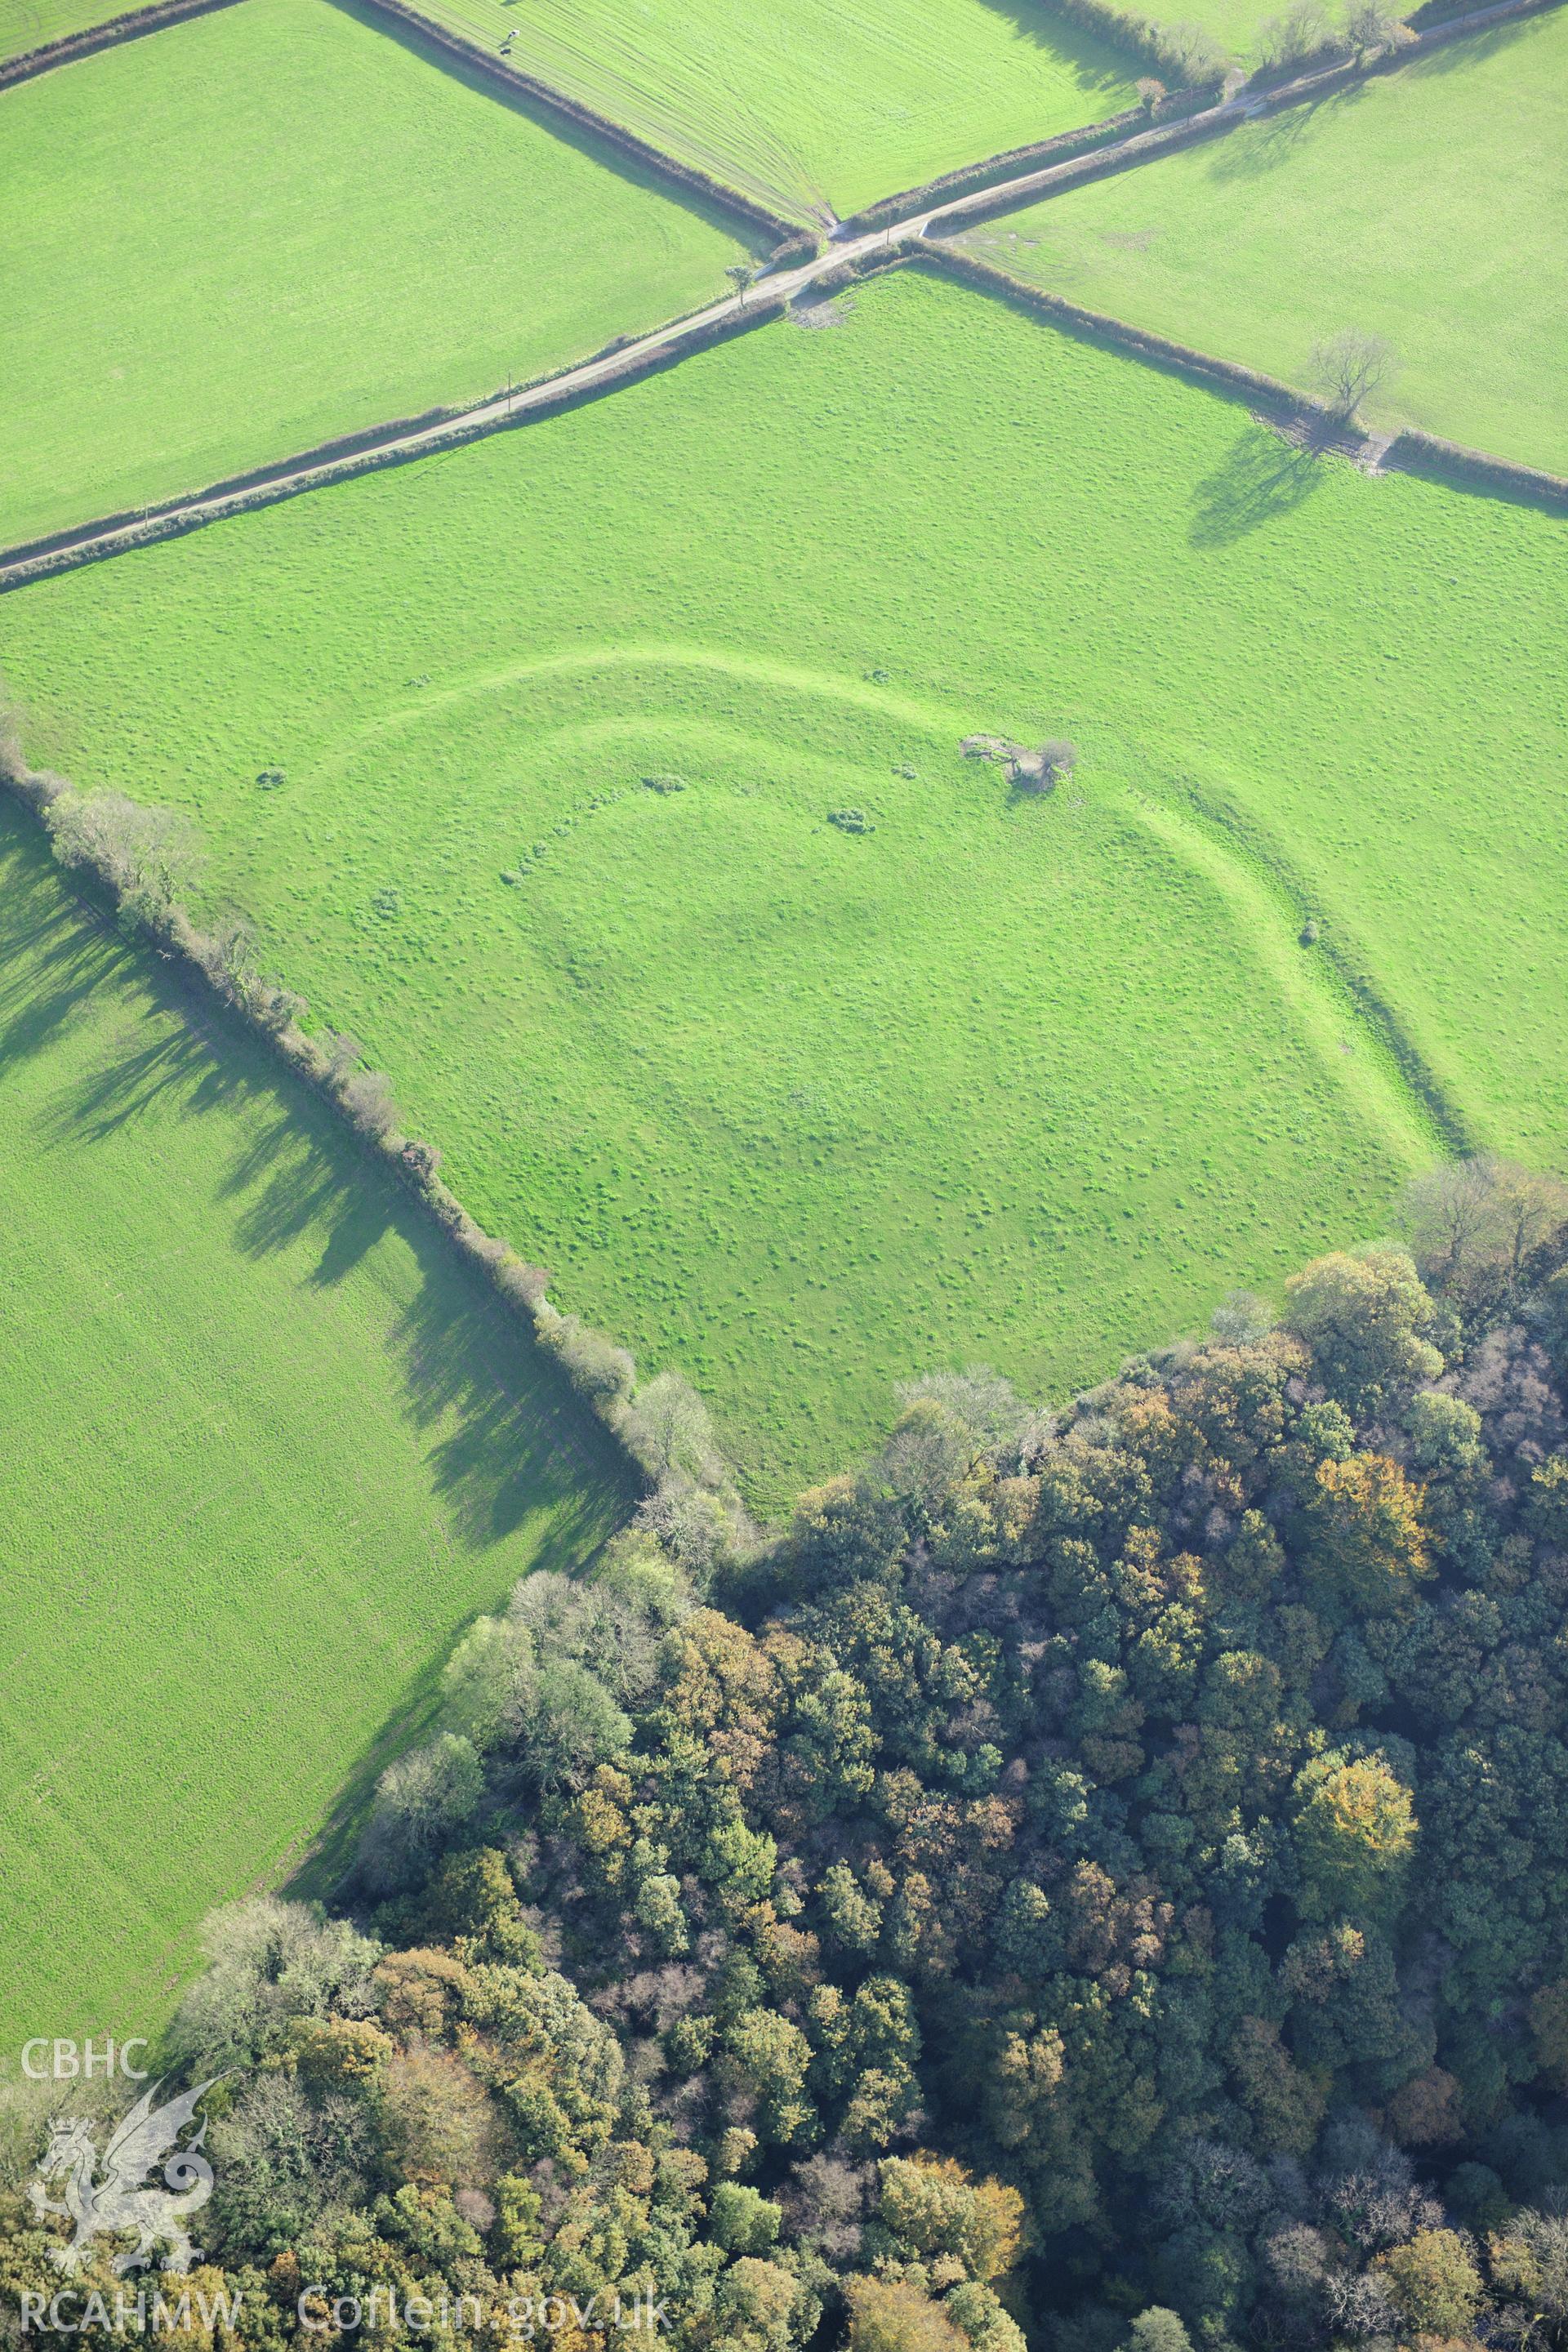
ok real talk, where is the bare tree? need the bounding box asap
[537,1309,636,1405]
[358,1734,483,1892]
[318,1029,359,1088]
[205,915,257,1000]
[1489,1159,1568,1288]
[1398,1155,1568,1304]
[1398,1157,1501,1287]
[1310,328,1395,419]
[1135,74,1167,112]
[44,788,203,925]
[1210,1290,1273,1343]
[399,1136,442,1186]
[618,1368,724,1488]
[1255,0,1337,63]
[1153,18,1231,82]
[1343,0,1402,53]
[339,1067,399,1140]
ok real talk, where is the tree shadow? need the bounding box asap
[42,1018,260,1141]
[2,796,639,1941]
[4,795,635,1544]
[283,1456,628,1909]
[278,1290,635,1904]
[0,933,104,1069]
[217,1111,399,1283]
[1205,82,1363,179]
[0,815,122,1071]
[1189,422,1325,545]
[389,1269,635,1548]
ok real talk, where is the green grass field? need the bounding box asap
[956,11,1568,473]
[407,0,1137,220]
[0,801,630,2044]
[0,0,754,551]
[1162,0,1276,53]
[0,0,145,65]
[2,267,1564,1507]
[1141,0,1405,63]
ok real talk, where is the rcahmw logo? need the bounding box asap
[21,2288,243,2338]
[21,2060,228,2328]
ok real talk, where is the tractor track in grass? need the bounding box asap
[0,0,1558,595]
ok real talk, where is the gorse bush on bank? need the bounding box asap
[10,1162,1568,2350]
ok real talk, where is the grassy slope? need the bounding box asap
[0,803,630,2044]
[955,11,1568,473]
[0,0,751,550]
[409,0,1136,219]
[2,270,1563,1506]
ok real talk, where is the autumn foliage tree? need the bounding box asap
[27,1188,1568,2352]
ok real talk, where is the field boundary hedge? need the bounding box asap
[7,0,1561,595]
[0,0,242,87]
[835,103,1160,238]
[1402,0,1561,34]
[915,0,1561,234]
[0,295,788,592]
[914,245,1317,414]
[920,91,1247,225]
[919,251,1568,512]
[0,726,756,1548]
[347,0,800,247]
[2,397,473,571]
[4,277,777,572]
[1383,428,1568,509]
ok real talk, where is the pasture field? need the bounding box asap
[0,802,630,2044]
[1168,0,1287,52]
[2,267,1564,1505]
[954,9,1568,473]
[1143,0,1409,63]
[406,0,1137,220]
[0,0,754,551]
[0,0,151,62]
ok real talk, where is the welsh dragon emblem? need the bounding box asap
[29,2079,220,2276]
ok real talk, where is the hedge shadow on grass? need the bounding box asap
[322,0,777,256]
[1401,7,1550,69]
[1,796,635,1564]
[0,887,111,1069]
[968,0,1145,82]
[48,1017,253,1142]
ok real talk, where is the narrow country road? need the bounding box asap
[0,0,1549,593]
